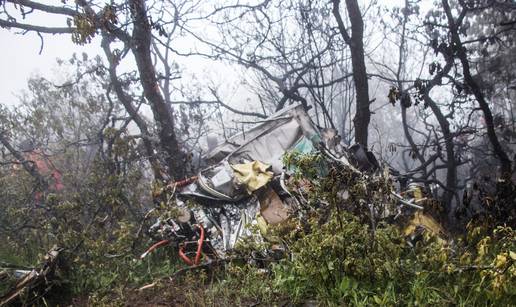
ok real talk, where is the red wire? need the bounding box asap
[171,176,198,188]
[194,224,204,265]
[140,239,170,259]
[179,245,194,265]
[178,224,205,266]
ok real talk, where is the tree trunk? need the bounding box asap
[421,53,459,209]
[424,95,457,208]
[129,0,185,180]
[332,0,371,147]
[101,35,164,181]
[442,0,512,178]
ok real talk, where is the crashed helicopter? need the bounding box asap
[141,103,444,265]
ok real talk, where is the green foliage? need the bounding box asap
[268,212,515,306]
[0,157,180,304]
[1,89,514,306]
[205,264,278,305]
[283,150,326,180]
[268,151,514,305]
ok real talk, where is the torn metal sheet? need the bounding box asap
[147,198,262,258]
[182,104,323,202]
[179,179,223,201]
[161,104,346,258]
[206,103,321,174]
[198,161,245,201]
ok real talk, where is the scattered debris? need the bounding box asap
[0,246,63,306]
[142,103,445,265]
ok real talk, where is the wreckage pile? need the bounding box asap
[143,104,438,264]
[132,104,513,305]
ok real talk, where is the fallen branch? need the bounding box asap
[391,192,424,210]
[0,247,62,306]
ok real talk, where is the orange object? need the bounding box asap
[140,239,170,259]
[178,224,204,266]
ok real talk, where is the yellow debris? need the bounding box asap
[403,211,445,238]
[231,161,274,194]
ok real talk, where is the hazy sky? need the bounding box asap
[0,13,250,112]
[0,25,261,119]
[0,2,103,107]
